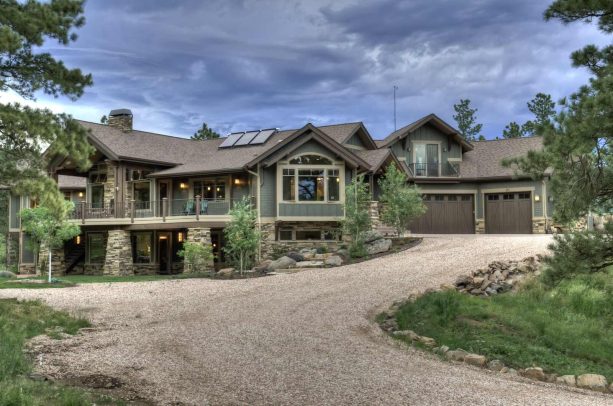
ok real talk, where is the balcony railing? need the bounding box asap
[408,162,460,177]
[69,197,253,223]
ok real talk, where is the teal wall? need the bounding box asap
[279,203,343,217]
[389,123,462,165]
[260,165,276,217]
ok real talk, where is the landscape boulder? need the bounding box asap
[522,367,545,381]
[285,251,305,262]
[365,238,392,255]
[217,268,234,277]
[254,260,272,273]
[445,349,468,362]
[0,271,16,279]
[576,374,608,392]
[295,260,325,268]
[325,255,343,267]
[487,359,505,372]
[464,354,487,367]
[268,256,297,271]
[556,375,576,387]
[363,230,383,243]
[417,336,436,347]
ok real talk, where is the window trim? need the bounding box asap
[277,227,341,241]
[411,140,442,177]
[277,152,345,205]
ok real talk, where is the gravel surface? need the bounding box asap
[3,235,612,405]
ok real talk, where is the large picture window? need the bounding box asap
[87,233,106,263]
[131,232,153,264]
[193,179,226,201]
[281,154,342,202]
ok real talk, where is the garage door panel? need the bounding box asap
[409,194,475,234]
[485,192,532,234]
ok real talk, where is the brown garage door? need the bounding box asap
[409,194,475,234]
[485,192,532,234]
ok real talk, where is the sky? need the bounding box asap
[2,0,610,139]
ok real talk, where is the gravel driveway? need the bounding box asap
[3,235,612,405]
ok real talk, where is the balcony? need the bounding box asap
[69,197,251,224]
[408,162,460,178]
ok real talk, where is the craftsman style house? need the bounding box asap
[6,109,552,275]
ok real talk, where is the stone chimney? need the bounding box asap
[107,109,133,132]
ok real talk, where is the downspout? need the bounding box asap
[246,165,261,261]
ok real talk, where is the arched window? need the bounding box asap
[288,154,333,165]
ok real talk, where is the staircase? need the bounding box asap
[64,242,85,274]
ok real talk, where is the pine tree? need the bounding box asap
[502,122,526,138]
[503,93,556,138]
[191,122,221,140]
[452,99,483,142]
[0,0,94,216]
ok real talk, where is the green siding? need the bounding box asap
[288,140,338,160]
[346,132,366,149]
[388,123,462,166]
[279,203,343,217]
[260,165,276,217]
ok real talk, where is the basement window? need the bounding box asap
[131,232,153,264]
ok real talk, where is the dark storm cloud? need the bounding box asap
[17,0,609,139]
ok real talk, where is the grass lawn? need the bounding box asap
[0,272,216,289]
[393,266,613,380]
[0,298,121,405]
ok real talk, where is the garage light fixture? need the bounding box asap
[534,195,540,202]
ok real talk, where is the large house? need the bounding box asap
[6,109,552,275]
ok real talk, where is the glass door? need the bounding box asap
[426,144,439,176]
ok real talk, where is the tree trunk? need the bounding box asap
[48,248,52,283]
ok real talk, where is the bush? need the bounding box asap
[348,242,367,259]
[543,222,613,285]
[178,242,213,272]
[0,271,16,279]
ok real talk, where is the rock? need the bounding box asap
[217,267,234,277]
[285,251,305,262]
[365,238,392,255]
[393,330,419,341]
[523,367,545,381]
[487,360,505,372]
[324,255,343,267]
[545,373,558,383]
[472,277,485,285]
[439,283,455,291]
[464,354,487,367]
[0,270,16,279]
[254,260,272,273]
[380,319,398,332]
[268,256,297,271]
[445,349,468,362]
[299,248,317,259]
[455,275,472,286]
[363,230,383,243]
[609,382,613,393]
[500,367,518,376]
[295,260,325,268]
[576,374,608,392]
[556,375,576,387]
[417,336,436,347]
[335,249,349,260]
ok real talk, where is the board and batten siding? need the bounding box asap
[345,132,366,149]
[260,165,277,217]
[389,123,462,165]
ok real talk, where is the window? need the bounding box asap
[298,169,325,201]
[131,232,152,264]
[461,195,471,201]
[422,195,431,201]
[279,229,293,241]
[434,195,445,201]
[323,230,340,241]
[133,181,151,206]
[447,195,458,201]
[518,192,530,199]
[503,193,514,200]
[21,234,35,264]
[10,194,20,229]
[327,170,340,201]
[282,169,295,201]
[414,143,439,176]
[90,184,104,208]
[488,194,499,201]
[296,230,323,240]
[193,180,226,201]
[289,154,332,165]
[87,233,106,263]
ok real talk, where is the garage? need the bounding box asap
[485,192,532,234]
[409,194,475,234]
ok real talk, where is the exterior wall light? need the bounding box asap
[534,195,540,202]
[178,232,184,242]
[76,235,81,245]
[179,182,188,190]
[78,191,84,198]
[234,178,241,185]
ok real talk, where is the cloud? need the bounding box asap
[12,0,609,139]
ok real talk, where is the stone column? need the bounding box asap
[103,229,133,275]
[475,219,485,234]
[38,243,65,276]
[185,227,213,272]
[259,222,276,260]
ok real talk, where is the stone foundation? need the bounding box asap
[103,229,133,275]
[532,218,547,234]
[6,232,19,269]
[475,219,485,234]
[38,244,65,276]
[185,227,213,272]
[260,221,345,260]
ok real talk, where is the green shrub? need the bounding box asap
[348,242,367,259]
[178,242,213,272]
[543,222,612,285]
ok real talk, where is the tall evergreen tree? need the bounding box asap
[191,122,221,140]
[502,122,526,138]
[504,93,556,138]
[0,0,94,215]
[452,99,483,142]
[505,0,613,222]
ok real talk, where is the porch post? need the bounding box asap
[162,197,168,222]
[130,199,135,223]
[195,195,201,221]
[80,201,85,224]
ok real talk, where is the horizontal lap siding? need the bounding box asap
[260,165,276,217]
[279,203,344,217]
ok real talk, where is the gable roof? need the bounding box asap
[354,149,408,175]
[459,136,544,179]
[58,175,86,190]
[318,122,377,150]
[378,113,473,151]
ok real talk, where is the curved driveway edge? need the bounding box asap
[3,235,612,405]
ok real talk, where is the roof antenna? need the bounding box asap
[393,85,398,131]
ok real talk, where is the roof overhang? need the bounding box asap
[246,123,372,170]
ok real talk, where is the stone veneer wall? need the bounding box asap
[103,162,117,209]
[103,229,133,275]
[475,218,549,234]
[37,244,66,276]
[6,232,19,269]
[185,227,213,272]
[260,221,345,260]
